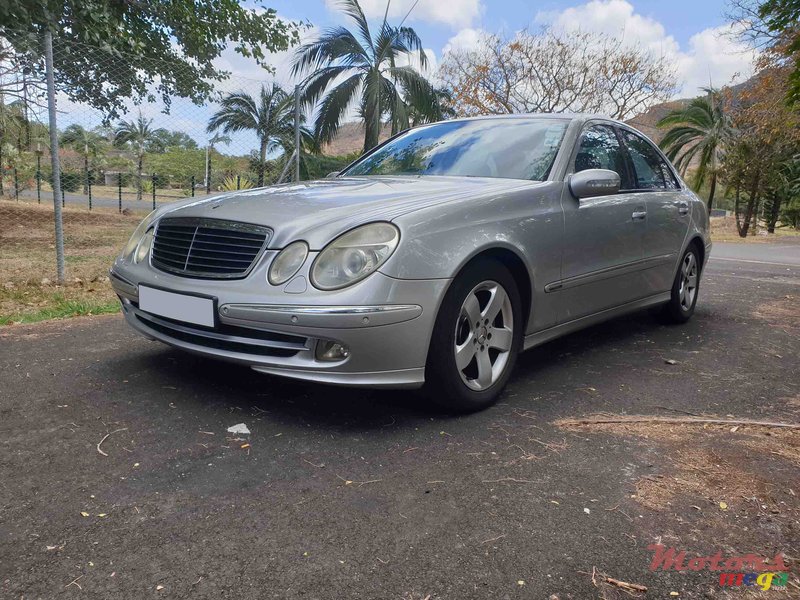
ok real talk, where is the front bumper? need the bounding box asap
[110,258,449,388]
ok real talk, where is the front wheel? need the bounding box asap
[660,245,700,324]
[424,258,523,413]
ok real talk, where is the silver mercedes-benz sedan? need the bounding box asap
[111,114,710,412]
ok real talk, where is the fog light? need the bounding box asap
[315,340,350,361]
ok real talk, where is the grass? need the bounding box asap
[0,200,139,326]
[0,295,120,325]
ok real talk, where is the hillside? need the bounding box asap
[322,122,392,156]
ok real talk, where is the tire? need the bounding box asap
[424,258,523,413]
[659,244,701,324]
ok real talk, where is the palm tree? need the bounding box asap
[207,84,312,186]
[114,113,158,201]
[657,88,732,211]
[292,0,444,153]
[61,124,105,194]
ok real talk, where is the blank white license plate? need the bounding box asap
[138,286,215,327]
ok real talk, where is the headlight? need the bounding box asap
[268,241,309,285]
[310,223,400,290]
[121,210,157,259]
[134,228,154,264]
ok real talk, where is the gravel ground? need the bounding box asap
[1,241,798,599]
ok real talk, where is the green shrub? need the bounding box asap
[47,170,82,192]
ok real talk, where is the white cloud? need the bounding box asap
[676,23,757,96]
[442,28,486,54]
[326,0,482,30]
[533,0,757,98]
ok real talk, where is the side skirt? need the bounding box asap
[522,292,671,351]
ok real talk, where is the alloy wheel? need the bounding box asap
[679,252,698,311]
[453,280,514,391]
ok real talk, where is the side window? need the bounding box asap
[621,130,678,190]
[573,125,630,189]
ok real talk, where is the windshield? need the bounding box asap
[342,118,568,181]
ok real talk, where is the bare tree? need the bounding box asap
[440,28,678,121]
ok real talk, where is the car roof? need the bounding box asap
[443,113,623,127]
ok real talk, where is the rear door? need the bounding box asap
[558,123,647,323]
[618,127,690,294]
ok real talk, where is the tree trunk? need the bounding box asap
[363,77,381,154]
[706,173,716,213]
[767,193,782,233]
[83,154,89,195]
[136,154,143,202]
[738,171,760,238]
[258,138,267,187]
[363,110,380,154]
[735,184,742,235]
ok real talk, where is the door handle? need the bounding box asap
[678,201,689,215]
[632,209,647,221]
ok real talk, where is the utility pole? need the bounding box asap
[44,30,65,283]
[294,84,301,183]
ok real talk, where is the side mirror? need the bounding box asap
[568,169,620,199]
[326,171,340,179]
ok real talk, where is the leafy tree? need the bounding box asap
[139,148,204,188]
[207,84,313,186]
[148,130,198,153]
[292,0,444,153]
[729,0,800,106]
[657,89,732,211]
[757,0,800,105]
[114,114,158,201]
[764,154,800,231]
[0,101,29,196]
[60,124,105,193]
[719,67,800,236]
[0,0,301,120]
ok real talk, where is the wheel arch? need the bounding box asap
[686,235,706,271]
[443,244,534,331]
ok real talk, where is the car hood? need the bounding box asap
[156,176,541,248]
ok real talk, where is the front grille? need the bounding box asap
[152,217,270,279]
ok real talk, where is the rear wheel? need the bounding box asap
[424,258,523,413]
[660,245,700,324]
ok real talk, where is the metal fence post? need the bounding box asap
[36,151,41,203]
[14,168,19,201]
[45,30,65,283]
[206,157,211,194]
[236,174,241,190]
[191,175,195,197]
[152,172,156,210]
[294,84,301,183]
[118,173,122,213]
[87,170,92,211]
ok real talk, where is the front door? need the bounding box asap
[557,124,647,323]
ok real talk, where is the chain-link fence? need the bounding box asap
[0,29,332,323]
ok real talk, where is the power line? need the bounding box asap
[398,0,420,29]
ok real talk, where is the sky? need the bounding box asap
[256,0,756,96]
[53,0,757,154]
